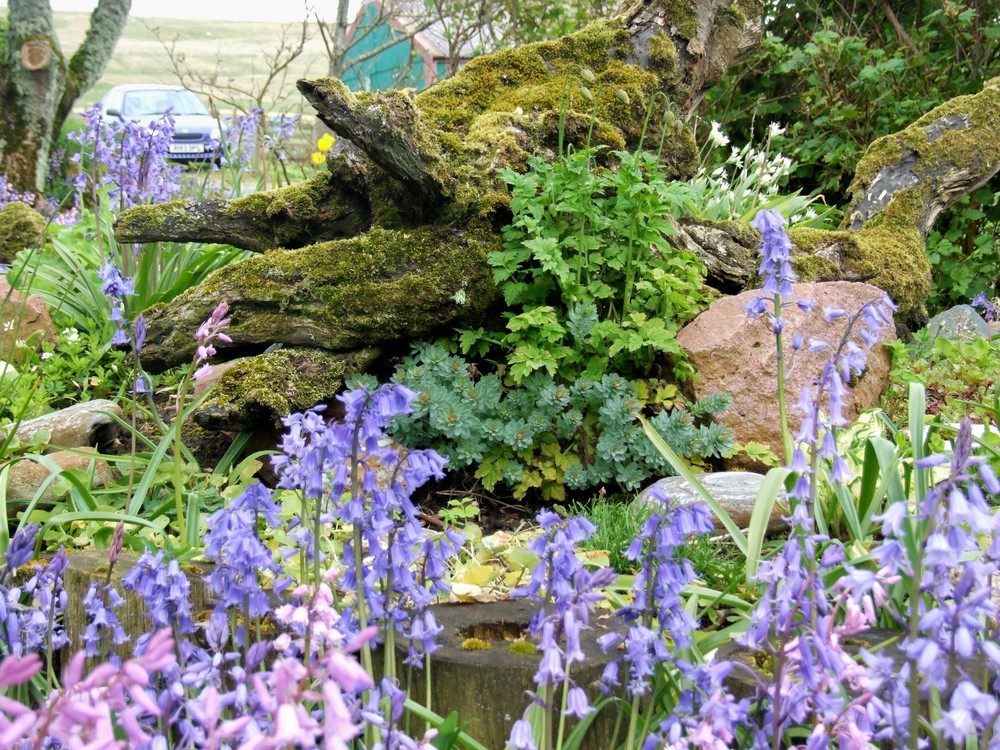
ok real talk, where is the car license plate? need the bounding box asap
[169,143,205,154]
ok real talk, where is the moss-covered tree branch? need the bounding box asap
[114,169,371,251]
[843,76,1000,236]
[298,79,447,218]
[139,224,503,370]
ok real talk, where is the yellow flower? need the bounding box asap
[311,151,327,165]
[317,133,335,152]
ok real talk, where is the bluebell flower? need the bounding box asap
[121,549,194,638]
[751,208,798,300]
[81,581,127,661]
[972,291,998,322]
[2,523,38,583]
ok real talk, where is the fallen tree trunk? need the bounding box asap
[113,0,1000,429]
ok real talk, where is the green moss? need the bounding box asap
[845,80,1000,231]
[196,348,375,429]
[662,0,699,38]
[788,226,931,319]
[0,202,46,263]
[414,18,694,188]
[461,638,493,651]
[647,32,679,87]
[507,640,538,656]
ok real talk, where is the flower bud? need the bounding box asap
[579,86,593,102]
[580,68,597,84]
[614,88,630,105]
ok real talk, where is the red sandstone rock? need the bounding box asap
[0,276,58,363]
[676,281,896,469]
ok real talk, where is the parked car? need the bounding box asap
[99,84,220,162]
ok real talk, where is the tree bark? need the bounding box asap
[115,167,372,251]
[0,0,130,193]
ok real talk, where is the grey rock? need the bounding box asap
[6,399,123,450]
[637,471,787,535]
[927,304,989,340]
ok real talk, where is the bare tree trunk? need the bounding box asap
[0,0,130,193]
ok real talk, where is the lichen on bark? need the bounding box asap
[0,0,130,193]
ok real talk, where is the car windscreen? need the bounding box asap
[121,90,209,118]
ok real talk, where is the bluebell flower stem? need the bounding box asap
[542,681,553,750]
[625,696,640,750]
[773,294,792,464]
[349,418,375,681]
[172,378,190,544]
[555,665,571,750]
[384,531,397,682]
[425,651,433,718]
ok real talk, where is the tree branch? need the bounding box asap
[843,77,1000,237]
[298,77,445,214]
[113,167,371,250]
[55,0,131,135]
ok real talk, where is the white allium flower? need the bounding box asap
[708,121,730,147]
[767,122,786,138]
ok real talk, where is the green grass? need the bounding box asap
[51,11,330,116]
[571,495,747,596]
[571,496,653,573]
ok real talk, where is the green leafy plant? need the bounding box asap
[7,203,247,337]
[925,186,1000,312]
[462,147,705,383]
[391,342,735,502]
[0,328,130,423]
[883,330,1000,426]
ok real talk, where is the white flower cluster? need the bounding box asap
[688,121,825,226]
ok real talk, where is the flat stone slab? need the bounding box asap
[927,304,989,340]
[637,471,787,535]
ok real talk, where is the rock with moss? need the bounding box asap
[0,202,46,263]
[193,348,381,431]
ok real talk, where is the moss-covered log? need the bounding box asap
[116,0,769,428]
[115,0,764,250]
[115,168,371,250]
[139,224,502,370]
[843,76,1000,236]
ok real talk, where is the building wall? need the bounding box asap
[341,4,426,91]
